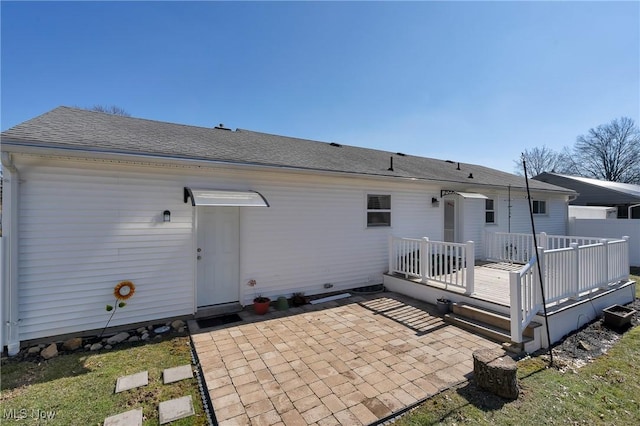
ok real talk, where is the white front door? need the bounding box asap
[196,207,240,307]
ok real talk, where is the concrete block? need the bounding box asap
[159,395,195,424]
[163,365,193,384]
[115,371,148,393]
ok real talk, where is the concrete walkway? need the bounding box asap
[191,292,500,425]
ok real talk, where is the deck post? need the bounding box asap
[570,242,579,300]
[539,232,548,250]
[420,237,429,283]
[465,241,475,295]
[509,270,523,343]
[600,239,609,290]
[388,235,394,276]
[536,247,544,306]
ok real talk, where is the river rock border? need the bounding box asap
[5,319,187,362]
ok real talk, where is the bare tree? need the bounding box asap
[514,145,573,176]
[86,105,131,117]
[573,117,640,183]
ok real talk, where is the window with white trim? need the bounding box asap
[367,194,391,227]
[532,200,547,215]
[485,199,495,224]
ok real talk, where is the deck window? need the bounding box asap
[532,200,547,215]
[485,199,495,224]
[367,194,391,227]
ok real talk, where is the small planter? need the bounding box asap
[253,298,271,315]
[436,298,452,315]
[603,304,636,328]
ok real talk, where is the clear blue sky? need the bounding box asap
[2,1,638,173]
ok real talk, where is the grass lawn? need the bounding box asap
[395,273,640,425]
[0,336,207,425]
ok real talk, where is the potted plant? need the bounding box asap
[247,279,270,315]
[436,297,452,314]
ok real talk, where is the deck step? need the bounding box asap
[452,302,541,338]
[444,313,512,343]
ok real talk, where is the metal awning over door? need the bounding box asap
[441,190,488,199]
[184,187,270,207]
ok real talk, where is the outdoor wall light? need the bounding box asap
[163,210,171,222]
[431,197,439,206]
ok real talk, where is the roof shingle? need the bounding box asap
[1,106,572,193]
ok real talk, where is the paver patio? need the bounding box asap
[190,292,501,425]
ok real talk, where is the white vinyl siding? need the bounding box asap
[11,154,569,341]
[13,156,446,339]
[17,165,194,341]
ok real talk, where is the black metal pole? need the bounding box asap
[522,156,553,366]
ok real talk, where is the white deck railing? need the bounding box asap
[509,236,630,343]
[388,236,475,295]
[485,231,620,264]
[391,233,630,345]
[509,256,543,343]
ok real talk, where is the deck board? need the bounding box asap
[472,263,515,305]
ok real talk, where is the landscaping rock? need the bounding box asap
[578,340,592,351]
[41,343,58,360]
[107,332,130,345]
[136,327,147,334]
[28,346,41,355]
[105,345,113,350]
[63,337,83,351]
[141,333,150,341]
[90,343,103,351]
[84,344,91,350]
[128,336,140,343]
[171,320,185,330]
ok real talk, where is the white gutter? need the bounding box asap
[1,152,20,356]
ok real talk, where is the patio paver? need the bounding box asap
[114,371,148,393]
[191,291,501,425]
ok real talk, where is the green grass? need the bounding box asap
[0,336,207,425]
[395,272,640,425]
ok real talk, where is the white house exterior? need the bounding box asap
[1,107,575,351]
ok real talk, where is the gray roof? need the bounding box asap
[534,172,640,202]
[2,106,572,193]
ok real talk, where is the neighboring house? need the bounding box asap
[1,106,576,350]
[533,172,640,219]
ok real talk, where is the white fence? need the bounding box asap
[509,236,630,343]
[568,218,640,267]
[388,236,475,295]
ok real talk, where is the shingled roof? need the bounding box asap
[1,106,571,193]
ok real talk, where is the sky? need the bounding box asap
[1,1,638,173]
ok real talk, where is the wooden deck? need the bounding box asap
[472,262,521,306]
[393,261,519,307]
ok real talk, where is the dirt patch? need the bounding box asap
[533,298,640,371]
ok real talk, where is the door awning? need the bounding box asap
[184,187,270,207]
[441,190,488,199]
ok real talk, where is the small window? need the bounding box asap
[485,199,495,224]
[532,200,547,215]
[367,194,391,227]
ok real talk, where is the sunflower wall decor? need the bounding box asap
[99,280,136,338]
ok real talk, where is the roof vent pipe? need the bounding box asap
[468,173,474,179]
[457,162,461,170]
[388,156,394,171]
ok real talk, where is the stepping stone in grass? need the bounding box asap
[103,408,142,426]
[163,365,193,384]
[115,371,148,393]
[159,395,195,424]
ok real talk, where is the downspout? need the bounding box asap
[1,152,20,356]
[628,204,640,220]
